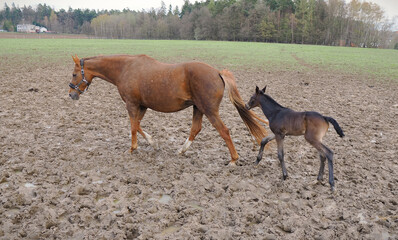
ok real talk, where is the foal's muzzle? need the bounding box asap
[245,104,251,110]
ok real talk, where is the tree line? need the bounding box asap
[1,0,397,48]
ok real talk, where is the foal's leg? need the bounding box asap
[256,134,275,165]
[316,144,334,191]
[179,106,203,154]
[206,112,239,165]
[276,135,288,180]
[306,135,335,191]
[324,145,334,191]
[317,155,326,181]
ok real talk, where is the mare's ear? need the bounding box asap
[72,54,80,65]
[262,86,267,93]
[255,86,260,94]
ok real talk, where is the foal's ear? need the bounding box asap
[255,86,260,94]
[262,86,267,93]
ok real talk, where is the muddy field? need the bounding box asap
[0,54,397,239]
[0,32,90,39]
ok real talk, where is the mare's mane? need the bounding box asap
[82,54,154,62]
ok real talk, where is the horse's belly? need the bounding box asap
[145,98,193,113]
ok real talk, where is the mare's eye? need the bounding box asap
[72,74,77,77]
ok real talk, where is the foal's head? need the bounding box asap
[245,86,266,110]
[68,55,93,100]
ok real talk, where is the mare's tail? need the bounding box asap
[324,116,345,138]
[219,69,268,144]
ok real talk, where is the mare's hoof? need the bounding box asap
[177,149,185,155]
[129,146,137,154]
[228,161,237,167]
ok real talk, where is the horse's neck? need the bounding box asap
[259,95,285,120]
[87,57,122,85]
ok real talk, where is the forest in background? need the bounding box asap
[1,0,397,48]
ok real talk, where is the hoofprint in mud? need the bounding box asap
[0,56,397,239]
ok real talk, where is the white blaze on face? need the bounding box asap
[178,138,192,154]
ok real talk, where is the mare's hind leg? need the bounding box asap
[127,105,147,152]
[276,135,288,180]
[179,106,203,154]
[206,112,239,165]
[256,134,275,165]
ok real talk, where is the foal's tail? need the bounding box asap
[324,116,345,138]
[219,69,268,144]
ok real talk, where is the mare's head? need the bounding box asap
[69,55,93,100]
[245,86,266,110]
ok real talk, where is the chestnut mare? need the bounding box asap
[68,55,268,165]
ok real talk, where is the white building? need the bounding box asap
[17,24,36,33]
[17,24,48,33]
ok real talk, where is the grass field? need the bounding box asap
[1,38,397,81]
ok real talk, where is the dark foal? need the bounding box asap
[245,86,344,191]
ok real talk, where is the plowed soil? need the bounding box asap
[1,54,397,239]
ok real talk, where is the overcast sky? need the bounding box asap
[2,0,398,19]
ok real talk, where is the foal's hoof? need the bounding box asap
[255,158,261,165]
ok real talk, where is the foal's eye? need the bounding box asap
[72,74,77,77]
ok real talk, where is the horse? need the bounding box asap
[245,86,344,191]
[68,54,268,165]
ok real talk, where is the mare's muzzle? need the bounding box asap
[69,91,80,100]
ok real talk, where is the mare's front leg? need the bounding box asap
[256,134,275,165]
[126,104,146,153]
[276,135,288,180]
[135,107,154,145]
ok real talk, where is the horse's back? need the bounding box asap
[274,109,306,136]
[119,57,224,113]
